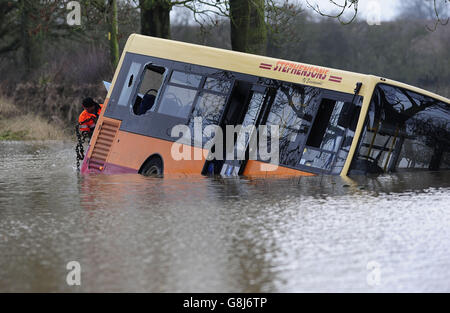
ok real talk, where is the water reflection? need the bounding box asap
[0,141,450,292]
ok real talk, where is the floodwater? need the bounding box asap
[0,141,449,292]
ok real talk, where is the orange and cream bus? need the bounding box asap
[81,34,450,177]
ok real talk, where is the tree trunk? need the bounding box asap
[20,0,42,74]
[139,0,171,39]
[109,0,119,69]
[229,0,267,55]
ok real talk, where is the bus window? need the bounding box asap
[118,61,141,106]
[396,91,450,170]
[188,76,232,146]
[300,99,351,171]
[263,83,361,174]
[204,77,232,93]
[330,100,361,174]
[189,93,227,145]
[264,84,321,168]
[350,84,450,174]
[170,71,202,88]
[220,91,266,176]
[306,99,339,148]
[157,71,201,118]
[158,86,197,118]
[133,64,166,115]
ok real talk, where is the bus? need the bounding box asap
[81,34,450,177]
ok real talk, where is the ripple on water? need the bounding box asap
[0,141,449,292]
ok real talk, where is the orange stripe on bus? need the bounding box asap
[242,160,316,177]
[107,130,207,175]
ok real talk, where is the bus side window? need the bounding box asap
[264,84,321,168]
[133,64,166,115]
[118,61,142,106]
[300,99,350,172]
[306,99,337,148]
[351,84,450,174]
[157,71,201,119]
[188,77,231,146]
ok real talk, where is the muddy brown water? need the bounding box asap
[0,141,449,292]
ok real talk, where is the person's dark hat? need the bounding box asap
[82,97,98,108]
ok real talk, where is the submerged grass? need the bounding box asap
[0,97,71,141]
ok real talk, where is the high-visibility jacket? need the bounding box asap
[78,104,103,133]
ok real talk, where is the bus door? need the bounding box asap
[219,84,275,176]
[297,90,361,174]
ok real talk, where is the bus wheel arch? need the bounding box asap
[139,154,164,177]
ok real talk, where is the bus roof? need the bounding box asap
[123,34,449,104]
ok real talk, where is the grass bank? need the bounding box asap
[0,98,71,141]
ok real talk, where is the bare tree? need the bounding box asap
[229,0,266,54]
[0,0,77,73]
[136,0,228,39]
[0,0,20,54]
[305,0,360,24]
[306,0,449,30]
[135,0,268,54]
[398,0,449,31]
[109,0,120,68]
[266,0,304,58]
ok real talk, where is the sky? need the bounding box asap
[170,0,404,24]
[170,0,449,24]
[303,0,400,21]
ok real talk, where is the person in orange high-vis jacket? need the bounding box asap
[78,97,103,137]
